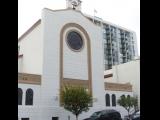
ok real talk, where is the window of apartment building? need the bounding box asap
[103,29,107,39]
[21,118,29,120]
[18,88,23,105]
[105,94,110,106]
[112,94,116,106]
[25,88,33,105]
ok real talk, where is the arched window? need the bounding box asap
[112,94,116,106]
[18,88,23,105]
[127,95,131,98]
[122,94,125,97]
[25,88,33,105]
[105,94,110,106]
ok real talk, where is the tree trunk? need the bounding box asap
[127,110,130,120]
[76,115,78,120]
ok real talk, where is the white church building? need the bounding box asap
[18,0,140,120]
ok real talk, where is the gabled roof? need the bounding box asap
[18,19,41,42]
[43,7,97,26]
[18,8,97,42]
[18,8,135,42]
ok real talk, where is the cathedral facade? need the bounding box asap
[18,1,139,120]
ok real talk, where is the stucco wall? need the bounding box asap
[18,84,41,120]
[105,59,140,107]
[41,8,105,120]
[63,27,88,80]
[104,90,133,118]
[18,23,43,75]
[18,8,138,120]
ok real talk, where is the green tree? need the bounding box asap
[61,85,92,120]
[132,96,139,113]
[118,95,138,119]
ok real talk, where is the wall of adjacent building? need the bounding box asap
[18,84,41,120]
[18,23,43,75]
[104,90,133,118]
[106,59,140,107]
[18,57,23,72]
[132,32,139,57]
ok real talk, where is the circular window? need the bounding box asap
[67,31,83,51]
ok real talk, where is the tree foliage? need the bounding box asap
[61,85,92,120]
[118,95,138,117]
[132,96,139,112]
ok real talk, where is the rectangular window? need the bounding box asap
[21,118,29,120]
[52,117,59,120]
[103,34,107,39]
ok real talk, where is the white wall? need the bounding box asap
[63,27,88,80]
[133,32,139,57]
[18,84,41,120]
[18,8,138,120]
[105,59,140,107]
[41,8,105,120]
[104,90,133,118]
[18,57,23,72]
[18,24,43,74]
[113,60,139,94]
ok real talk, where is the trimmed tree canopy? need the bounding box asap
[61,85,92,120]
[118,95,139,118]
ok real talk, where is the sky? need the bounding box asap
[18,0,140,55]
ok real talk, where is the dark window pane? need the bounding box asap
[18,88,23,105]
[21,118,29,120]
[122,94,125,97]
[25,88,33,105]
[52,117,59,120]
[112,94,116,106]
[105,94,110,106]
[67,31,83,51]
[127,95,131,98]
